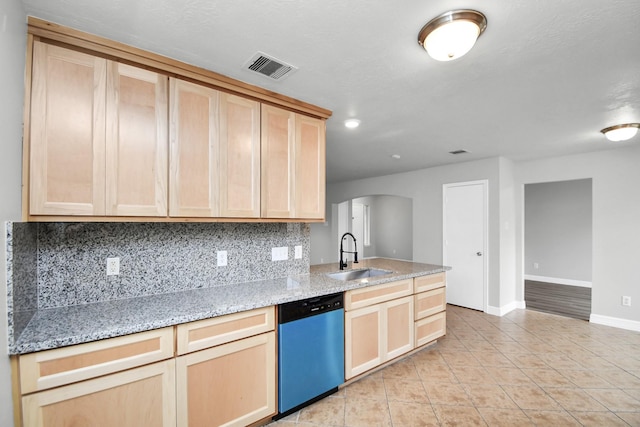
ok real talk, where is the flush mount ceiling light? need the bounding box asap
[418,9,487,61]
[600,123,640,142]
[344,119,361,129]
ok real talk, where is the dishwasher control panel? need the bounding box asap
[278,292,343,324]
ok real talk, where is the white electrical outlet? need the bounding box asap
[217,250,227,267]
[534,262,539,269]
[106,257,120,276]
[295,245,302,259]
[622,296,631,306]
[272,247,288,261]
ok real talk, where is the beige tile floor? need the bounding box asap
[270,305,640,426]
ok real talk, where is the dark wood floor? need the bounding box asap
[525,280,591,321]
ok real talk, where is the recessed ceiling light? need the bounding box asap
[600,123,640,142]
[391,154,401,159]
[344,119,361,129]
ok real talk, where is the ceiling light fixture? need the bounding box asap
[344,119,361,129]
[600,123,640,142]
[418,9,487,61]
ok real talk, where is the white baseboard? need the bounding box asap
[524,275,591,288]
[486,301,523,317]
[590,314,640,332]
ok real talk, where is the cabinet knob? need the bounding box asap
[476,252,483,256]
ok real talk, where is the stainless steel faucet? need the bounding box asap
[339,232,359,270]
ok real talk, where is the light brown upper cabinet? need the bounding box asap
[261,105,294,218]
[29,41,168,217]
[218,92,261,218]
[29,42,107,216]
[261,105,326,219]
[105,62,168,216]
[295,114,325,219]
[169,79,220,217]
[25,19,330,222]
[170,78,260,218]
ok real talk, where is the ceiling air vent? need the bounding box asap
[243,52,298,81]
[449,149,470,155]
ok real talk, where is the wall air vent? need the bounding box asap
[243,52,298,81]
[449,149,470,155]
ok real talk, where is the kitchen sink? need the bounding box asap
[326,268,393,281]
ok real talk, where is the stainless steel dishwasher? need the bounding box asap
[275,292,344,419]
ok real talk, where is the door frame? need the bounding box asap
[442,180,489,312]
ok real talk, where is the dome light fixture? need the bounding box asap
[418,9,487,61]
[344,119,361,129]
[600,123,640,142]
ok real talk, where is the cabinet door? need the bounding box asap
[345,304,383,379]
[106,62,168,216]
[169,78,220,217]
[219,93,260,217]
[261,105,294,218]
[176,332,276,427]
[385,295,414,360]
[22,359,176,427]
[29,41,107,216]
[294,114,325,219]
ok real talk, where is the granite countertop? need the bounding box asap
[10,258,450,355]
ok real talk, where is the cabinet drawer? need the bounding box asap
[19,327,174,394]
[415,287,446,320]
[345,279,413,311]
[415,312,446,348]
[176,306,275,355]
[413,273,446,293]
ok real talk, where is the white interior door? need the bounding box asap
[443,181,487,311]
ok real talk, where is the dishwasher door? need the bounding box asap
[278,308,344,415]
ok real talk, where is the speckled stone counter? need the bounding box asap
[9,258,449,355]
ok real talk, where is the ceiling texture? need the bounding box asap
[20,0,640,183]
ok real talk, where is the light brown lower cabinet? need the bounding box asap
[344,274,447,380]
[176,332,276,427]
[414,273,447,348]
[415,311,447,347]
[22,359,176,427]
[344,294,414,379]
[15,307,277,427]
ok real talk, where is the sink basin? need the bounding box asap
[326,268,393,281]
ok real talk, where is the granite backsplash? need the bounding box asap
[6,221,310,347]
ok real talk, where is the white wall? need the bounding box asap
[351,195,412,260]
[498,157,517,308]
[313,157,507,309]
[515,144,640,326]
[372,195,412,260]
[0,0,26,423]
[525,179,592,282]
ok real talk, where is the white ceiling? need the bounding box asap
[21,0,640,183]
